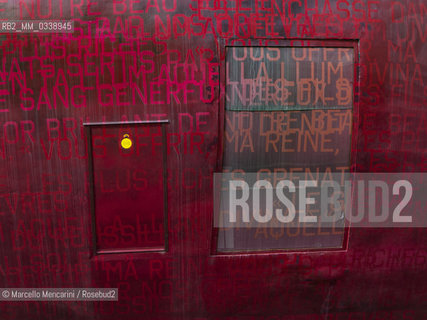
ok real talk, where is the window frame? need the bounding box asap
[211,39,360,256]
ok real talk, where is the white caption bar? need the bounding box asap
[0,288,118,301]
[0,20,74,33]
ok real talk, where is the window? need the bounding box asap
[216,45,355,252]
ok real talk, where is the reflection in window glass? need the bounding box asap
[218,47,354,252]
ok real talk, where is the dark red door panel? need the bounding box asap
[86,121,168,254]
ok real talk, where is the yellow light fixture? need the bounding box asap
[121,134,132,149]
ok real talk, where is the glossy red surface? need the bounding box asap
[0,0,425,319]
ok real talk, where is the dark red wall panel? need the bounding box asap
[0,0,425,319]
